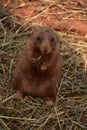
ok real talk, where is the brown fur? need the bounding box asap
[12,26,62,106]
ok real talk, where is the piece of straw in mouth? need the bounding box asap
[37,55,43,61]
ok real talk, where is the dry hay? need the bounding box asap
[0,0,87,130]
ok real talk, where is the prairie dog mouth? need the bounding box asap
[37,52,51,61]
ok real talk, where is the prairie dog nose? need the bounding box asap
[42,47,47,53]
[41,45,52,54]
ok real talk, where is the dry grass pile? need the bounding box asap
[0,0,87,130]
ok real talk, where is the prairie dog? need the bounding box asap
[12,26,62,106]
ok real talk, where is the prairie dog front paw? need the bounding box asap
[32,58,37,64]
[45,99,53,107]
[14,91,23,100]
[40,64,47,71]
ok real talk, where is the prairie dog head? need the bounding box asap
[31,26,58,55]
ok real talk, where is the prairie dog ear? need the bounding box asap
[58,38,63,44]
[32,27,40,36]
[31,28,40,41]
[55,33,64,45]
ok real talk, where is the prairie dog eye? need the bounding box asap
[50,37,54,42]
[37,36,41,41]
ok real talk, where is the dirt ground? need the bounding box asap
[1,0,87,35]
[0,0,87,130]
